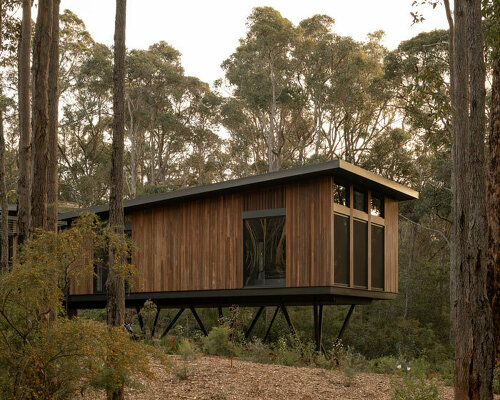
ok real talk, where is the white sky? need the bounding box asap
[59,0,449,85]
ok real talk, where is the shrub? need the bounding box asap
[0,215,160,399]
[275,337,301,366]
[178,338,197,361]
[244,338,272,364]
[494,365,500,395]
[371,356,400,374]
[202,326,237,357]
[391,374,439,400]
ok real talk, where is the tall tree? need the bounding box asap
[107,0,126,332]
[47,0,60,232]
[17,0,32,242]
[31,0,53,231]
[106,2,126,399]
[450,0,494,397]
[0,0,8,270]
[484,0,500,362]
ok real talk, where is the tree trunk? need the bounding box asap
[126,97,137,198]
[487,57,500,363]
[47,0,60,232]
[451,0,494,398]
[31,0,53,231]
[17,0,32,243]
[0,1,7,271]
[107,0,126,328]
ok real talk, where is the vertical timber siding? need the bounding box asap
[286,176,334,288]
[69,235,94,295]
[131,193,243,292]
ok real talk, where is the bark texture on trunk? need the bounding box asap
[31,0,53,231]
[487,57,500,362]
[47,0,60,232]
[0,2,8,271]
[452,0,494,398]
[106,0,126,330]
[17,0,32,243]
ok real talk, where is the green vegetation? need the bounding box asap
[0,216,164,399]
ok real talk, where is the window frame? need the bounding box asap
[333,181,386,291]
[242,208,287,288]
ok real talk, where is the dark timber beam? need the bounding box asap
[263,306,280,342]
[245,306,265,339]
[160,308,185,338]
[336,304,355,342]
[280,304,296,336]
[189,306,208,336]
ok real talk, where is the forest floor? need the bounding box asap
[85,355,500,400]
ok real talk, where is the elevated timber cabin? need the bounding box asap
[58,160,418,347]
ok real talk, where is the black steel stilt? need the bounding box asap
[245,306,265,339]
[280,304,296,336]
[136,306,145,334]
[218,306,223,320]
[336,304,355,342]
[263,306,280,342]
[151,307,161,337]
[160,308,185,338]
[189,306,208,336]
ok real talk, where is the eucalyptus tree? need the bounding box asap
[58,43,113,207]
[31,0,54,230]
[222,7,297,172]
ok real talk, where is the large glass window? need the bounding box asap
[334,214,350,285]
[244,215,286,287]
[371,224,385,289]
[353,219,368,287]
[334,183,350,207]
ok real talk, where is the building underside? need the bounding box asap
[66,286,394,352]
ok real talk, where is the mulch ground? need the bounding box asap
[86,355,499,400]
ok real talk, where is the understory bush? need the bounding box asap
[0,215,164,400]
[391,373,439,400]
[202,326,237,357]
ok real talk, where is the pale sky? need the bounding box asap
[59,0,449,85]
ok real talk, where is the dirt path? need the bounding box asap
[86,355,496,400]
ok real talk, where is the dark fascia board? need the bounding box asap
[58,160,419,221]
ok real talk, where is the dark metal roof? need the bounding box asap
[58,160,419,221]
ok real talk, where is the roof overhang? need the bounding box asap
[58,160,419,221]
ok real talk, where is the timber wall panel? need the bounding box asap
[384,197,398,293]
[131,193,243,292]
[243,185,285,210]
[69,236,94,295]
[285,176,333,288]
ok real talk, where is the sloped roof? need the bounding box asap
[58,159,419,221]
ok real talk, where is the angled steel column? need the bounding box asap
[190,306,208,336]
[150,306,161,337]
[245,306,265,339]
[263,306,280,342]
[160,308,185,338]
[280,304,296,336]
[336,304,355,342]
[135,306,145,334]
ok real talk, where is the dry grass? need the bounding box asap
[85,355,499,400]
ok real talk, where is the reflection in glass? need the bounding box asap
[334,214,350,285]
[353,219,368,287]
[93,247,108,294]
[371,193,384,217]
[244,216,286,287]
[353,189,367,212]
[371,224,385,289]
[334,183,350,207]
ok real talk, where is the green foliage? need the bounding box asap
[202,326,237,357]
[391,374,439,400]
[242,338,272,364]
[0,216,160,399]
[171,339,198,380]
[494,365,500,395]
